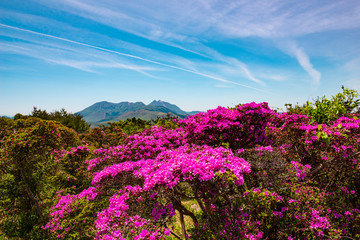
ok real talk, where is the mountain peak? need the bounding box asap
[78,100,199,125]
[149,100,163,104]
[149,100,175,107]
[148,100,187,116]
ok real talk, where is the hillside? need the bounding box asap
[78,100,199,125]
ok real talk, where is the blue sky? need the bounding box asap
[1,0,360,116]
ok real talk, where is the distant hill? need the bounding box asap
[148,100,187,115]
[0,115,13,119]
[77,100,200,125]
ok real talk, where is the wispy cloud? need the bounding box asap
[0,23,163,77]
[280,40,321,87]
[238,63,265,86]
[215,84,231,88]
[0,11,201,70]
[291,46,321,88]
[29,0,270,86]
[259,74,287,82]
[6,0,356,91]
[210,56,265,86]
[47,0,360,39]
[33,0,209,58]
[0,40,159,76]
[203,0,360,38]
[0,23,264,91]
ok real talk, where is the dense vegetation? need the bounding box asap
[285,86,360,123]
[14,107,91,133]
[0,87,359,239]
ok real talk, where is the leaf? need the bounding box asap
[324,136,331,145]
[317,132,322,140]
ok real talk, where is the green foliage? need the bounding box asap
[0,117,14,140]
[106,117,153,135]
[87,115,179,147]
[49,196,109,239]
[285,86,360,123]
[19,107,91,133]
[82,126,127,148]
[153,114,179,129]
[0,118,81,239]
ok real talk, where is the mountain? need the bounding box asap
[78,100,200,125]
[77,101,146,123]
[148,100,187,115]
[0,115,13,119]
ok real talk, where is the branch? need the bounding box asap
[171,197,198,225]
[165,224,182,239]
[193,187,206,214]
[173,186,196,199]
[179,211,187,240]
[20,168,45,221]
[206,192,221,213]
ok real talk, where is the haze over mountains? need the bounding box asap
[77,100,200,125]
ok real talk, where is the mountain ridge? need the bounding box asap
[77,100,200,125]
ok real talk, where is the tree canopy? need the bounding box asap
[285,86,360,123]
[14,107,91,133]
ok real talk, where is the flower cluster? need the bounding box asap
[86,126,187,171]
[179,102,275,150]
[45,102,360,240]
[43,187,98,236]
[135,145,251,190]
[290,161,311,180]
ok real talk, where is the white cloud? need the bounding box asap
[280,41,321,88]
[33,0,360,56]
[259,74,287,82]
[33,1,335,88]
[238,63,265,86]
[202,0,360,38]
[292,46,321,87]
[215,84,231,88]
[0,25,162,77]
[0,40,158,75]
[10,0,358,90]
[0,23,265,91]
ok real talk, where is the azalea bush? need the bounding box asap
[2,88,360,239]
[178,102,274,150]
[43,100,360,240]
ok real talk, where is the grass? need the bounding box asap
[166,199,202,239]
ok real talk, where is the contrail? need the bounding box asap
[0,23,264,92]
